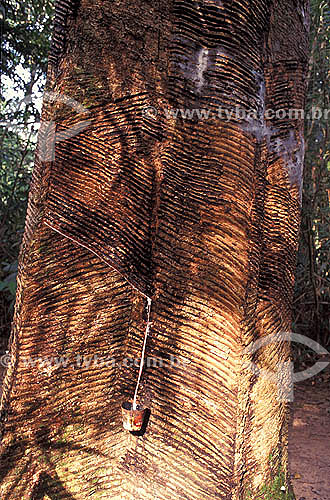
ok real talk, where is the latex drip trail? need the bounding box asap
[133,297,152,410]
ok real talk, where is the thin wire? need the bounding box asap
[44,221,150,299]
[133,297,152,410]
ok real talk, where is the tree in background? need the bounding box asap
[0,0,53,346]
[293,0,330,349]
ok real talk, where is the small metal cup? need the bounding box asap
[121,401,146,431]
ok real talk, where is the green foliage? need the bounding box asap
[1,0,53,87]
[0,261,17,295]
[244,452,295,500]
[293,0,330,347]
[244,474,295,500]
[0,0,54,347]
[0,126,35,345]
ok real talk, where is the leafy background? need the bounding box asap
[0,0,329,355]
[293,0,330,353]
[0,0,53,347]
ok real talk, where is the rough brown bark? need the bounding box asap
[0,0,309,498]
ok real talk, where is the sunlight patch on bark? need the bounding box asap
[194,48,209,93]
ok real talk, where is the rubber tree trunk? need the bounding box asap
[0,0,309,499]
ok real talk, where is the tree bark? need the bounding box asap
[0,0,309,498]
